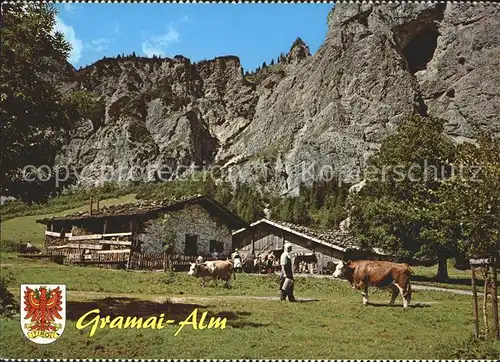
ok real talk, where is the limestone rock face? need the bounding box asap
[57,3,499,193]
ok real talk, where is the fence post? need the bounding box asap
[490,261,499,340]
[127,250,132,270]
[471,265,480,339]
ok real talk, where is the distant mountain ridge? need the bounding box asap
[56,3,500,195]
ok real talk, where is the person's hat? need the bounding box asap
[235,248,239,252]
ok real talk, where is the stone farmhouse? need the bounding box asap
[36,195,248,267]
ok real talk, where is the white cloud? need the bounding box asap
[54,17,83,64]
[142,25,180,58]
[142,44,165,58]
[114,22,120,34]
[63,4,75,14]
[84,38,111,53]
[92,38,110,45]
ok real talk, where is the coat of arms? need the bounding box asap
[20,284,66,344]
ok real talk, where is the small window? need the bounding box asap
[209,240,217,253]
[184,234,198,256]
[210,240,224,253]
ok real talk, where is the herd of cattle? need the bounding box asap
[188,259,414,308]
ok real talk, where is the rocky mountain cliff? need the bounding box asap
[57,3,500,195]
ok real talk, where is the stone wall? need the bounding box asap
[142,204,233,257]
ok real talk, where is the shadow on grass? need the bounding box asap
[66,297,269,329]
[367,302,431,308]
[412,274,481,288]
[294,298,321,303]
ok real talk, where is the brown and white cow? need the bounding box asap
[188,260,235,288]
[332,260,413,308]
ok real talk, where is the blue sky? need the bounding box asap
[54,3,334,72]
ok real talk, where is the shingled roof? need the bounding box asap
[36,195,248,230]
[233,218,367,253]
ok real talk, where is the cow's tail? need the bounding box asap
[406,282,412,304]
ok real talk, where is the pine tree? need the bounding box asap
[270,59,275,66]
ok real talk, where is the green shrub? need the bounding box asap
[1,239,20,253]
[0,274,18,318]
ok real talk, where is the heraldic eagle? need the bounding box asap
[24,286,63,331]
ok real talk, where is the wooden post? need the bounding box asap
[251,230,255,255]
[490,262,499,340]
[471,265,480,339]
[127,250,132,270]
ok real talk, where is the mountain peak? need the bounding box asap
[284,37,311,65]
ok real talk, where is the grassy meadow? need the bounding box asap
[1,254,500,359]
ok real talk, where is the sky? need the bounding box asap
[54,3,334,72]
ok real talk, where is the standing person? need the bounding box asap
[211,250,219,260]
[232,248,243,273]
[246,253,255,273]
[267,252,276,274]
[253,256,260,273]
[279,242,296,302]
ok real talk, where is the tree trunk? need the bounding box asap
[436,254,449,281]
[483,269,490,335]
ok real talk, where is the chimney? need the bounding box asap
[89,196,93,216]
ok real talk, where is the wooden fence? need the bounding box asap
[128,252,198,271]
[43,249,198,271]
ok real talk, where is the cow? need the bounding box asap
[187,260,235,288]
[332,260,413,308]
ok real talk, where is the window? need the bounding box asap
[184,234,198,256]
[210,240,224,253]
[209,240,216,253]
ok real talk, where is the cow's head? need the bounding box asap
[332,260,354,279]
[188,263,199,277]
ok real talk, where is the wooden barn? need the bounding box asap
[232,219,390,274]
[36,195,247,269]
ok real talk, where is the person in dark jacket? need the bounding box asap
[279,242,296,302]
